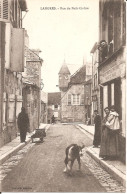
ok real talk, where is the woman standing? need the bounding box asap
[105,105,120,160]
[99,107,110,159]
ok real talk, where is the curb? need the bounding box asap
[0,137,31,165]
[77,124,94,136]
[86,147,126,188]
[75,125,93,140]
[0,124,50,165]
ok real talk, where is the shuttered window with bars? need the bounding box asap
[0,0,9,21]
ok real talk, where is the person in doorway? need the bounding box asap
[51,115,55,124]
[105,105,120,160]
[17,107,30,143]
[99,107,110,159]
[93,110,101,148]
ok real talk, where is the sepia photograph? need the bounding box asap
[0,0,126,193]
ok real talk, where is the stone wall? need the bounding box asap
[0,71,22,148]
[61,84,85,123]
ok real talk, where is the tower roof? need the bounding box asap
[58,64,70,75]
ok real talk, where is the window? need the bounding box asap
[68,94,71,105]
[72,94,80,105]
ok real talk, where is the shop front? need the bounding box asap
[99,47,126,163]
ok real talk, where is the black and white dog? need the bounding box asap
[63,144,85,173]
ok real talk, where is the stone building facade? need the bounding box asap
[0,0,27,147]
[58,64,92,123]
[22,46,43,132]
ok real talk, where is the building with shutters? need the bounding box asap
[58,62,92,123]
[98,0,126,163]
[0,0,27,147]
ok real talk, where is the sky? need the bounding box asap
[23,0,99,92]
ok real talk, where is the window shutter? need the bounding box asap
[5,23,11,69]
[0,0,9,20]
[3,0,8,19]
[68,94,71,105]
[81,94,84,105]
[10,28,25,72]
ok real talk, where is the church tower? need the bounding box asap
[58,63,70,92]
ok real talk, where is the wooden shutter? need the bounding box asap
[10,28,25,72]
[0,0,9,20]
[3,0,8,19]
[5,22,11,69]
[68,94,71,105]
[81,94,84,105]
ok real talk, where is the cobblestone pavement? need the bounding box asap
[0,129,126,192]
[0,142,35,182]
[81,149,126,193]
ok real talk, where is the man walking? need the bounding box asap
[93,110,101,148]
[17,107,30,143]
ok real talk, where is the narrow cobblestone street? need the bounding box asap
[0,124,125,192]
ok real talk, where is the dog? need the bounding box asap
[63,143,85,173]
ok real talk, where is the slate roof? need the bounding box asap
[59,64,70,75]
[25,46,43,62]
[84,78,92,85]
[48,92,61,105]
[69,65,86,84]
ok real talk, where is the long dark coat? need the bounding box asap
[17,111,29,132]
[93,114,101,146]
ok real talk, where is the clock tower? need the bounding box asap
[58,63,70,92]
